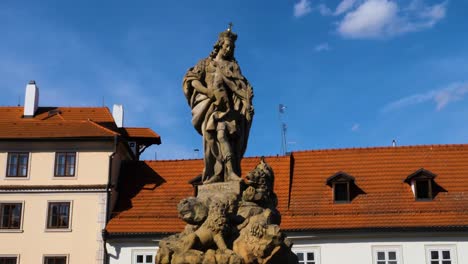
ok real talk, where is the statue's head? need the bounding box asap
[177,197,208,225]
[245,157,274,190]
[210,29,237,60]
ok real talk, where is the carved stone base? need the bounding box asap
[197,182,242,200]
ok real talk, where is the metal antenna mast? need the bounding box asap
[278,104,287,155]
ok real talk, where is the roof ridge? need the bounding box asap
[143,154,290,163]
[87,119,119,136]
[291,144,468,154]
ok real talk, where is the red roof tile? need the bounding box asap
[106,145,468,234]
[0,107,160,143]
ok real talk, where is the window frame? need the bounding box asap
[132,249,156,264]
[333,182,350,203]
[5,152,30,178]
[292,246,320,264]
[414,179,433,201]
[0,201,24,232]
[54,152,77,177]
[372,246,402,264]
[45,201,72,231]
[0,255,19,264]
[43,255,68,264]
[425,245,457,264]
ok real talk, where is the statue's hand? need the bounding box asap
[242,186,256,201]
[250,222,266,238]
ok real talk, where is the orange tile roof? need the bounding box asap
[0,106,160,143]
[106,144,468,234]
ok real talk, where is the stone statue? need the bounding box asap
[183,25,254,184]
[155,26,297,264]
[155,158,298,264]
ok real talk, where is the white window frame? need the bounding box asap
[43,254,69,264]
[292,246,320,264]
[131,249,156,264]
[0,254,20,264]
[372,245,403,264]
[4,152,31,180]
[425,245,457,264]
[45,200,73,232]
[0,201,25,232]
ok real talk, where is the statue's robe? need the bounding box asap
[183,57,253,181]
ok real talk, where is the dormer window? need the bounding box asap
[333,182,350,202]
[326,171,359,203]
[404,168,437,201]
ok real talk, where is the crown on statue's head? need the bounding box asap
[218,23,237,42]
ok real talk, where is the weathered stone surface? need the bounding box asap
[155,26,297,264]
[182,25,254,184]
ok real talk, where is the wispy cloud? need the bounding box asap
[351,123,360,132]
[294,0,312,17]
[314,42,331,52]
[382,82,468,112]
[335,0,359,16]
[338,0,447,39]
[309,0,447,39]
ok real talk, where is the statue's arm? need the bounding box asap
[191,80,213,99]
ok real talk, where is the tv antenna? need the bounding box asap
[278,104,288,155]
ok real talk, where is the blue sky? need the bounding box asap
[1,0,468,160]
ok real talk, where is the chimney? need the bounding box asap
[24,80,39,117]
[112,104,124,128]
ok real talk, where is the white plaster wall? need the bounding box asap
[107,241,158,264]
[290,233,468,264]
[0,192,107,264]
[107,233,468,264]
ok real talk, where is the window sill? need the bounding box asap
[3,177,30,180]
[45,228,72,232]
[52,176,77,180]
[0,229,24,233]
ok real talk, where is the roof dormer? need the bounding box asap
[326,171,364,203]
[404,168,437,201]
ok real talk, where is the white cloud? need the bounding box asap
[317,4,333,16]
[382,82,468,112]
[294,0,312,17]
[336,0,447,39]
[351,123,360,132]
[335,0,359,15]
[314,43,331,52]
[338,0,399,38]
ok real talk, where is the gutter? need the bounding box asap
[103,135,118,264]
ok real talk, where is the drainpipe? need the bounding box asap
[103,135,118,264]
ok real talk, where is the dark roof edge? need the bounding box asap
[105,226,468,239]
[283,226,468,234]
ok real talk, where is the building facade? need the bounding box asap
[105,145,468,264]
[0,81,160,264]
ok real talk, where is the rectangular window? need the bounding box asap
[6,152,29,177]
[334,182,349,202]
[43,256,67,264]
[416,180,432,200]
[134,253,154,264]
[428,249,454,264]
[54,152,76,177]
[0,203,22,229]
[373,246,402,264]
[0,256,18,264]
[47,202,70,229]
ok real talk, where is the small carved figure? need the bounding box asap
[183,25,254,184]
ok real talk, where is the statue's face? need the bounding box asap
[220,38,234,59]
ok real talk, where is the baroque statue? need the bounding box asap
[155,25,298,264]
[183,24,254,184]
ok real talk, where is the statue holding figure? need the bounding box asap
[183,24,254,184]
